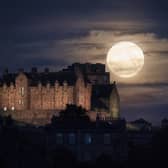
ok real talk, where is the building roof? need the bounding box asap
[27,71,77,86]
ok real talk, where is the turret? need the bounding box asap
[109,81,120,119]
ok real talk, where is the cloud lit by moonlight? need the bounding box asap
[106,41,144,78]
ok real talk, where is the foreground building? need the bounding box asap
[47,119,127,162]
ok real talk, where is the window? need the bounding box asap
[104,76,107,82]
[21,87,24,96]
[84,134,92,145]
[56,133,63,144]
[68,133,76,145]
[18,100,21,105]
[104,133,111,145]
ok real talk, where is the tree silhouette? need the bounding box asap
[51,104,90,123]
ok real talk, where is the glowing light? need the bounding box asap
[106,41,144,78]
[3,107,7,111]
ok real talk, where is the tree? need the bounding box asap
[57,104,89,120]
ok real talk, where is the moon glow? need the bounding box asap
[106,41,144,78]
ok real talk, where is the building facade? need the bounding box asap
[0,71,91,111]
[46,118,128,162]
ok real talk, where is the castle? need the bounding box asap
[0,63,120,125]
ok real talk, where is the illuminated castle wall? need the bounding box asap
[0,63,120,125]
[0,71,91,111]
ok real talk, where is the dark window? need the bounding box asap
[56,133,63,144]
[84,134,92,144]
[68,133,76,145]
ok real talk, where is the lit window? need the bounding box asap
[68,133,76,145]
[84,134,92,145]
[3,107,7,111]
[19,100,24,105]
[56,133,63,144]
[104,133,111,145]
[21,87,24,96]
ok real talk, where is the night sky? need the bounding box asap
[1,0,168,125]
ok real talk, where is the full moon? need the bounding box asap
[106,41,144,78]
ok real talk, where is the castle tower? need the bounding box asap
[15,71,29,110]
[109,81,120,119]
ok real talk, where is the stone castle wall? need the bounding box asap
[0,72,92,112]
